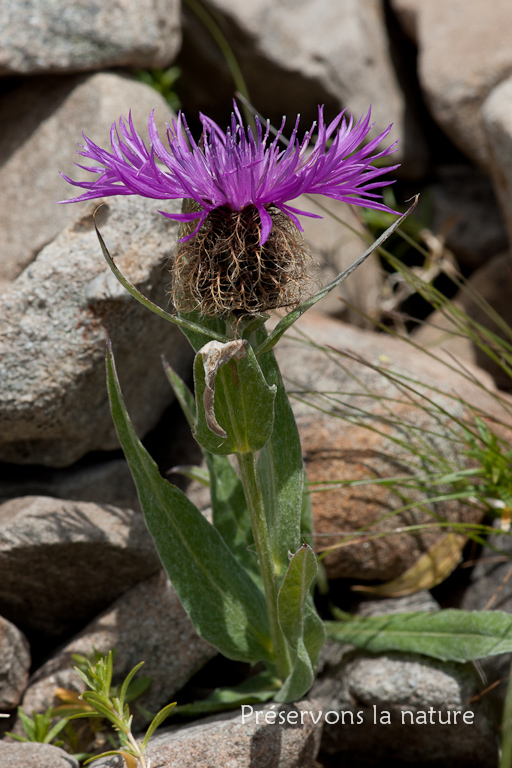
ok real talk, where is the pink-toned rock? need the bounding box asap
[21,572,216,721]
[391,0,512,169]
[0,616,30,710]
[274,313,510,581]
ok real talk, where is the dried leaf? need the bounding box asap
[351,533,466,597]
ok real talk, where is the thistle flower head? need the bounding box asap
[61,103,399,316]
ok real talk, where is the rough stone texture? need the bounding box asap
[21,572,217,721]
[0,496,161,637]
[0,71,178,287]
[0,193,193,467]
[178,0,428,177]
[390,0,512,169]
[299,196,383,327]
[313,649,497,767]
[430,166,508,269]
[0,0,180,75]
[0,616,30,709]
[412,251,512,391]
[0,742,78,768]
[483,75,512,249]
[458,520,512,721]
[460,521,512,614]
[0,459,140,511]
[274,312,510,581]
[93,699,322,768]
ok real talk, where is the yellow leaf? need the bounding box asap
[119,752,139,768]
[54,688,90,707]
[351,533,466,597]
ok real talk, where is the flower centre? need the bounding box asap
[172,204,312,317]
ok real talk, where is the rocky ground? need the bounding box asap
[1,1,512,766]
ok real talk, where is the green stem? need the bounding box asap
[236,451,291,681]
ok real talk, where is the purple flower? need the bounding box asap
[61,104,399,245]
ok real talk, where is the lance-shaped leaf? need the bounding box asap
[255,331,304,575]
[275,544,320,702]
[106,343,272,664]
[193,339,276,454]
[325,609,512,663]
[254,199,418,358]
[174,670,280,717]
[164,360,257,583]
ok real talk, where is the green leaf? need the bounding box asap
[106,343,272,664]
[278,545,318,649]
[275,545,319,702]
[207,452,259,585]
[256,337,304,575]
[169,465,211,485]
[79,695,125,731]
[141,702,177,750]
[254,199,418,357]
[274,638,314,704]
[193,340,276,454]
[164,352,257,581]
[44,718,69,745]
[325,609,512,663]
[174,670,279,717]
[4,733,30,743]
[303,597,327,668]
[119,662,145,709]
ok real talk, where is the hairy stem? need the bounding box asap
[236,450,291,681]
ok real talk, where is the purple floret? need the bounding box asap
[60,103,400,245]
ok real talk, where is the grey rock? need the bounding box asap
[313,649,497,766]
[0,742,78,768]
[93,699,322,768]
[390,0,512,170]
[0,496,160,636]
[356,591,440,618]
[460,521,512,614]
[0,0,180,75]
[430,165,508,269]
[0,71,178,287]
[458,521,512,719]
[0,193,193,467]
[274,312,508,581]
[0,459,140,512]
[178,0,428,177]
[0,616,30,710]
[21,572,217,721]
[483,75,512,250]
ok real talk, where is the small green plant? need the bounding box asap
[65,650,176,767]
[6,707,69,747]
[134,67,181,113]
